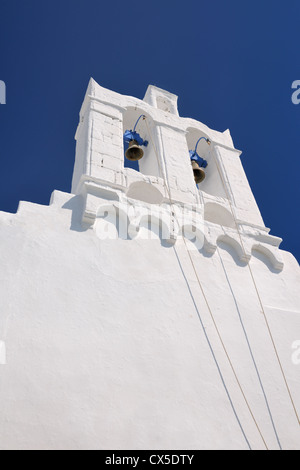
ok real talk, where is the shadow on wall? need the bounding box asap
[251,248,281,274]
[204,202,235,228]
[218,240,248,268]
[62,195,87,232]
[60,196,283,274]
[218,240,281,273]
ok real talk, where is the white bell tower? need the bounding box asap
[72,78,284,268]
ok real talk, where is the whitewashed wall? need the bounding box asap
[0,81,299,450]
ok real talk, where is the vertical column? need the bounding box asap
[214,145,265,227]
[72,103,92,194]
[72,97,125,194]
[158,124,198,202]
[138,119,161,179]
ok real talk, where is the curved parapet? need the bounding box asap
[251,243,284,271]
[178,223,207,252]
[217,234,250,264]
[92,197,285,272]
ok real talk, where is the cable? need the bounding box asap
[212,143,300,428]
[194,136,210,154]
[144,117,268,450]
[217,246,282,450]
[173,245,252,450]
[133,114,146,132]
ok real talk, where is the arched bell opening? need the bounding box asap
[186,127,227,199]
[186,128,211,186]
[122,108,160,178]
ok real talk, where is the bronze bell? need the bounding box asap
[125,140,144,161]
[192,160,206,184]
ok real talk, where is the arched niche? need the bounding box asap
[217,235,247,266]
[126,181,164,204]
[252,244,284,272]
[122,107,161,178]
[186,127,227,199]
[204,202,235,228]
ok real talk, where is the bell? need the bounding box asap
[192,160,206,184]
[125,140,144,161]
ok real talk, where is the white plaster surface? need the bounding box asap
[0,81,299,450]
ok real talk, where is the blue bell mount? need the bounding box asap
[123,129,148,148]
[123,114,149,148]
[190,137,211,184]
[189,136,211,168]
[189,150,208,169]
[124,115,149,162]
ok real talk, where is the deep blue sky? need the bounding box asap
[0,0,299,262]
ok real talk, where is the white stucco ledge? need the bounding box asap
[0,188,287,273]
[4,189,282,271]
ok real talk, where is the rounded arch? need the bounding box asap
[123,107,153,137]
[185,126,210,154]
[179,223,206,251]
[252,244,283,271]
[217,234,246,264]
[126,181,164,204]
[123,107,160,178]
[204,202,235,228]
[185,127,227,198]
